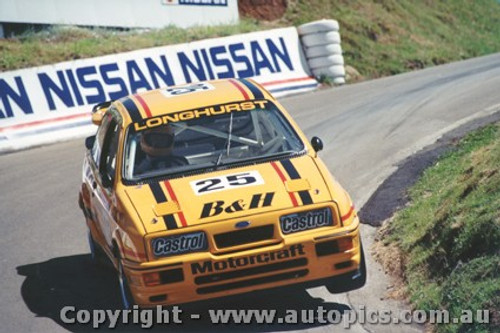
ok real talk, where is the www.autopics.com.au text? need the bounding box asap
[60,305,490,329]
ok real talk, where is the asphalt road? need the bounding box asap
[1,53,500,333]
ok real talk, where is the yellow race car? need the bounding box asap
[78,78,365,308]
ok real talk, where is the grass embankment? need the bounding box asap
[1,0,500,79]
[286,0,500,78]
[378,124,500,333]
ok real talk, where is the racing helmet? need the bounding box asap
[140,124,175,157]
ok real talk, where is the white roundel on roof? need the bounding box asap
[161,82,215,98]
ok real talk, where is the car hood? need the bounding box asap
[125,155,333,234]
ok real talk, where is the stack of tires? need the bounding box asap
[298,19,345,85]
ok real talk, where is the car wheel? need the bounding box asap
[88,231,107,264]
[326,241,367,294]
[117,257,135,309]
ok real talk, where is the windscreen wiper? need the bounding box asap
[216,112,234,167]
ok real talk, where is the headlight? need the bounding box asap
[152,231,207,258]
[280,207,333,234]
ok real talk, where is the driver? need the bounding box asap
[136,124,188,174]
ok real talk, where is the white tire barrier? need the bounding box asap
[297,19,339,35]
[301,31,341,48]
[298,19,345,85]
[305,43,342,58]
[332,77,346,85]
[308,54,344,69]
[312,65,346,78]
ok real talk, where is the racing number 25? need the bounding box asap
[191,171,264,195]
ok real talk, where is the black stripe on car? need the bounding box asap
[122,97,142,123]
[239,78,264,99]
[280,159,313,205]
[149,182,178,230]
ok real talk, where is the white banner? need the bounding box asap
[0,27,318,152]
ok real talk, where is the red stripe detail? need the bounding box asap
[0,112,91,132]
[228,79,250,100]
[270,162,299,207]
[260,76,316,87]
[164,180,188,228]
[134,94,153,118]
[341,205,355,222]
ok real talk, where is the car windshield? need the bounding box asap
[122,100,305,181]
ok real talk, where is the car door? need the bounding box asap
[90,112,121,249]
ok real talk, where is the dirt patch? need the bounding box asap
[365,110,500,305]
[371,219,408,300]
[359,110,500,227]
[238,0,287,21]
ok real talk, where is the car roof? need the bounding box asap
[114,78,275,125]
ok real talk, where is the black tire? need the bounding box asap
[88,231,107,264]
[298,19,340,35]
[117,255,135,309]
[326,241,367,294]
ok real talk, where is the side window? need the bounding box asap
[100,119,121,187]
[91,114,112,168]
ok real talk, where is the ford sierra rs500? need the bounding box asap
[78,78,366,308]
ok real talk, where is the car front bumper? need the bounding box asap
[122,221,362,307]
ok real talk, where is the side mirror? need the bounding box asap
[91,112,104,126]
[91,100,113,125]
[311,136,323,152]
[85,135,96,150]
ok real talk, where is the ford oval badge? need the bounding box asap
[235,221,250,229]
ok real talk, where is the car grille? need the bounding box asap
[194,258,307,285]
[195,258,308,294]
[214,225,275,249]
[196,270,308,294]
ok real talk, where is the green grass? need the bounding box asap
[382,123,500,333]
[1,0,500,79]
[0,20,267,71]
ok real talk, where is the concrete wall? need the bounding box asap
[0,0,238,29]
